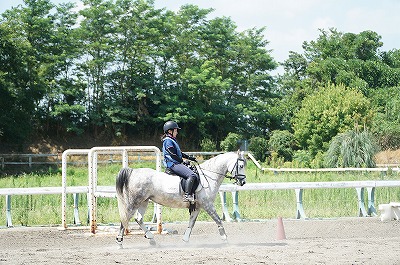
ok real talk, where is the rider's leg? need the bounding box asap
[170,163,198,201]
[185,175,196,194]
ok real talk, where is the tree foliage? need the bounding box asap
[0,0,276,148]
[268,130,295,161]
[293,83,373,156]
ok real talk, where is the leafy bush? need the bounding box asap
[268,130,295,161]
[248,136,268,161]
[200,138,217,152]
[292,150,313,168]
[220,132,241,152]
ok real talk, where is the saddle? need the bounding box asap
[165,166,200,194]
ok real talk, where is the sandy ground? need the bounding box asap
[0,217,399,265]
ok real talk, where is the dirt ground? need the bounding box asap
[1,217,399,265]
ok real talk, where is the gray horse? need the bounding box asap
[115,151,246,247]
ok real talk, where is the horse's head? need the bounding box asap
[227,151,246,186]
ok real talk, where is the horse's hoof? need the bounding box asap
[149,238,156,246]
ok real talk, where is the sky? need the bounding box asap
[1,0,399,72]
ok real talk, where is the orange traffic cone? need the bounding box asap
[276,217,286,240]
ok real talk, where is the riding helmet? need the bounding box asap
[163,121,181,133]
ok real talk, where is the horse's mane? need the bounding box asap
[200,152,237,170]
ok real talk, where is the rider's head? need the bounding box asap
[163,121,181,134]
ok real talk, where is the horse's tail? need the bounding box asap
[116,168,133,227]
[116,167,133,195]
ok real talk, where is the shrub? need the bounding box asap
[268,130,295,161]
[220,132,241,152]
[200,138,217,152]
[248,136,268,161]
[292,150,312,168]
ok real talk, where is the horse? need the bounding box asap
[115,151,247,247]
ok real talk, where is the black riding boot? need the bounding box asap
[183,176,196,202]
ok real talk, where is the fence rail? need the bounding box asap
[2,151,400,229]
[0,154,61,169]
[2,180,400,228]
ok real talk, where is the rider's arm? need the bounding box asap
[166,146,183,163]
[182,152,197,162]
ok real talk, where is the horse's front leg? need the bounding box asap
[183,209,200,242]
[203,202,228,242]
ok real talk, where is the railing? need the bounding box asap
[0,154,60,169]
[3,180,400,227]
[2,151,400,228]
[218,180,400,221]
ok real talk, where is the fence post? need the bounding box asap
[6,195,13,227]
[73,193,81,225]
[219,191,232,222]
[0,157,4,170]
[356,187,367,217]
[367,187,377,216]
[295,188,307,219]
[232,191,241,221]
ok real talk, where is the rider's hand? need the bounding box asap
[188,156,197,162]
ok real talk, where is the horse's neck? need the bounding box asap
[200,153,234,184]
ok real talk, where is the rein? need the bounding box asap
[195,157,245,184]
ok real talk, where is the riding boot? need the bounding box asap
[183,176,195,202]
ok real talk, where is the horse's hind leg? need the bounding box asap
[183,209,200,242]
[116,209,136,248]
[116,197,137,248]
[116,223,126,249]
[135,201,156,245]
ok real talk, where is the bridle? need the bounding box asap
[226,157,246,185]
[197,156,246,185]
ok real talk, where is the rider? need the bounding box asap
[161,121,198,202]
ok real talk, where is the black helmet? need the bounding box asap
[163,121,181,133]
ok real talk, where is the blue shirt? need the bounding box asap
[162,135,183,168]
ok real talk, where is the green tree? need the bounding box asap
[45,2,86,135]
[0,0,55,142]
[370,86,400,150]
[293,83,373,157]
[77,0,118,137]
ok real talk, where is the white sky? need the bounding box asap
[1,0,399,71]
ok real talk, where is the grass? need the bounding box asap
[1,158,400,227]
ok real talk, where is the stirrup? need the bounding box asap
[183,194,195,202]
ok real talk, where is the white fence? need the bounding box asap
[2,150,400,231]
[218,180,400,221]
